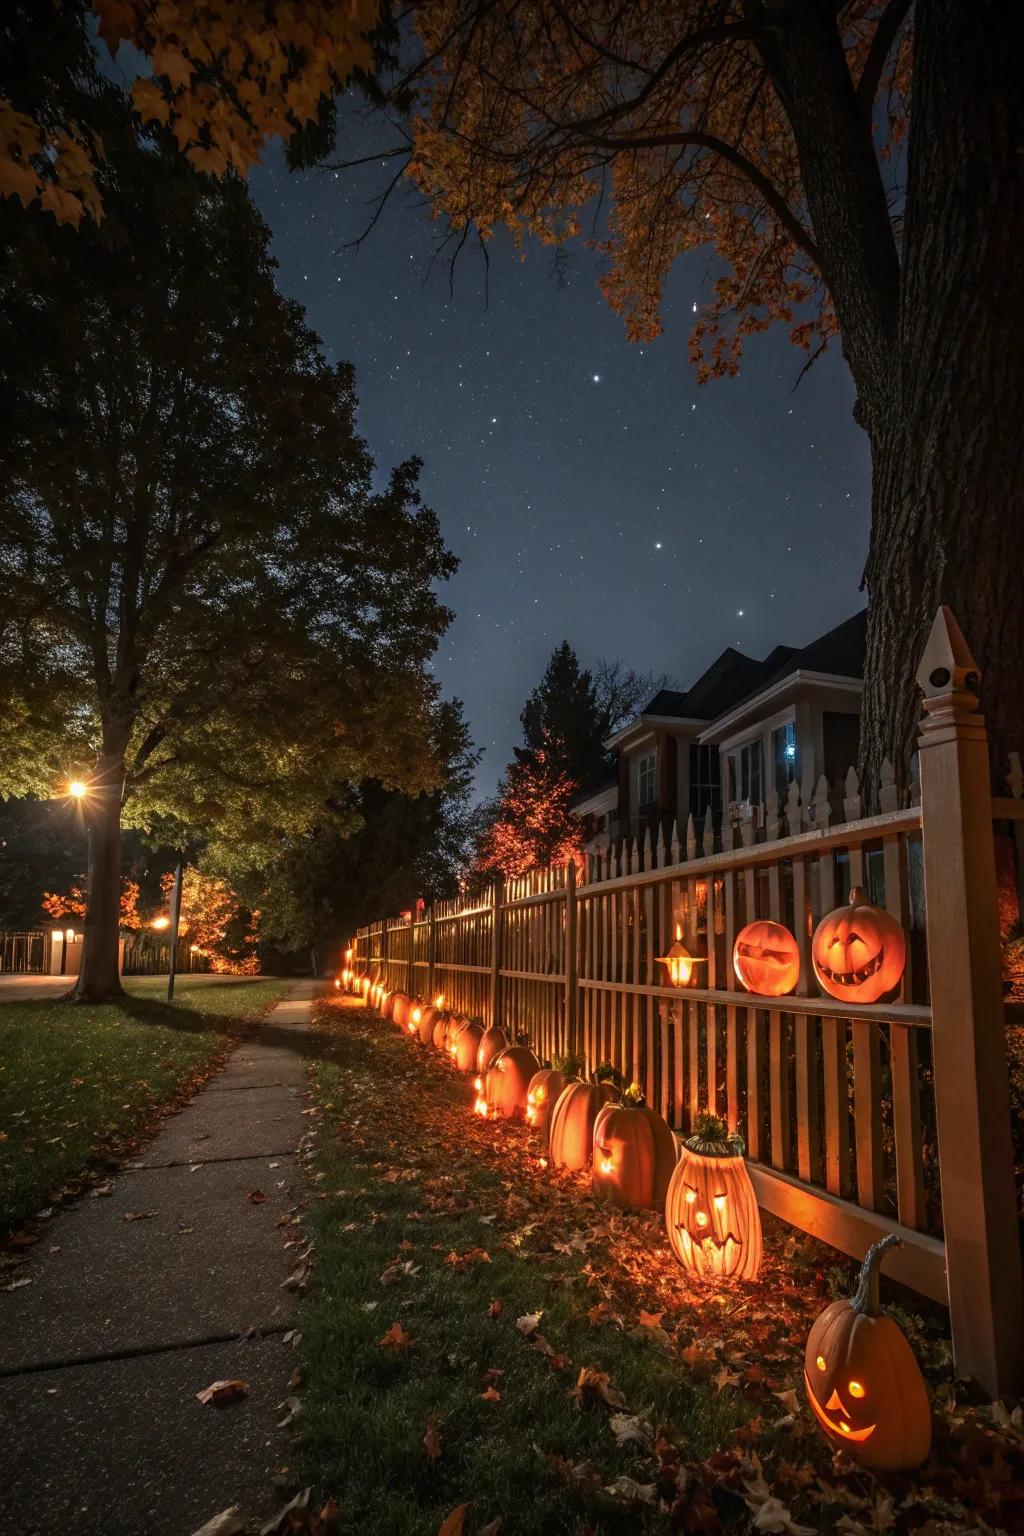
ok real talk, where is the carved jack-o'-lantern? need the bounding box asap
[812,887,906,1003]
[450,1021,483,1073]
[526,1069,566,1144]
[483,1045,541,1118]
[476,1025,509,1076]
[593,1090,678,1210]
[733,920,801,997]
[548,1080,618,1172]
[665,1114,762,1281]
[804,1233,931,1470]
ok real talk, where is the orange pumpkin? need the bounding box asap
[393,993,416,1029]
[476,1025,509,1075]
[432,1014,449,1050]
[665,1114,762,1281]
[812,887,906,1003]
[804,1233,931,1470]
[450,1021,483,1072]
[548,1080,618,1172]
[593,1097,678,1210]
[733,919,801,996]
[526,1069,565,1143]
[415,1005,440,1045]
[483,1045,541,1118]
[444,1014,469,1051]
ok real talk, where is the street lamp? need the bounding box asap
[150,915,170,931]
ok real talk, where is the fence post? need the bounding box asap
[380,919,388,983]
[564,859,578,1058]
[426,906,436,1003]
[489,879,504,1030]
[407,902,416,997]
[916,606,1024,1396]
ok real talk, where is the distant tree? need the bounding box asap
[243,698,479,968]
[594,659,677,739]
[160,868,259,975]
[0,110,455,1003]
[474,741,585,882]
[520,643,607,792]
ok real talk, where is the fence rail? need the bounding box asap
[352,610,1024,1396]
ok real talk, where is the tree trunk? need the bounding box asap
[69,751,126,1004]
[860,0,1024,797]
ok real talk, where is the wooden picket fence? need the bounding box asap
[353,610,1024,1397]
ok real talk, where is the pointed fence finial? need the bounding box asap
[917,605,981,705]
[685,813,696,859]
[879,757,899,814]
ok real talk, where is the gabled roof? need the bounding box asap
[726,610,867,712]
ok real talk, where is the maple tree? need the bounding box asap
[42,877,140,930]
[474,742,585,881]
[159,868,258,974]
[394,0,1023,796]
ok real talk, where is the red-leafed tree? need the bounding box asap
[474,744,586,882]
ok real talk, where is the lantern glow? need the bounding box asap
[656,929,705,987]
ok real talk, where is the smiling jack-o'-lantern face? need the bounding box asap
[664,1116,762,1281]
[732,919,801,996]
[803,1233,931,1470]
[811,887,906,1003]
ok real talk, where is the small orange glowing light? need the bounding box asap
[334,978,341,990]
[538,1156,548,1168]
[713,1194,727,1211]
[474,1097,488,1116]
[599,1156,614,1175]
[695,1211,708,1228]
[407,1020,418,1034]
[344,947,353,961]
[434,993,445,1009]
[473,1076,483,1091]
[412,1007,421,1024]
[151,915,170,931]
[815,1356,826,1372]
[656,938,706,987]
[685,1189,697,1204]
[848,1381,865,1398]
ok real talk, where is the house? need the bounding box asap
[573,611,866,852]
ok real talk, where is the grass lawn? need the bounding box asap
[0,976,288,1231]
[298,997,1019,1536]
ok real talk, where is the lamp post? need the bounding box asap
[166,859,184,1003]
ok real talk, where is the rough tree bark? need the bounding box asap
[757,0,1024,798]
[70,745,127,1004]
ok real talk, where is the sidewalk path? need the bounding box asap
[0,979,321,1536]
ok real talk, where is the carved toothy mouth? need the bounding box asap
[675,1226,743,1270]
[803,1373,876,1442]
[818,951,882,988]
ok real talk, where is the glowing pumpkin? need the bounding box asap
[484,1045,541,1118]
[450,1021,483,1072]
[444,1014,469,1051]
[665,1114,761,1281]
[548,1080,618,1172]
[804,1233,931,1470]
[390,993,413,1029]
[432,1014,449,1050]
[415,1005,440,1045]
[526,1069,566,1144]
[812,887,906,1003]
[733,919,801,997]
[593,1091,678,1210]
[476,1025,509,1075]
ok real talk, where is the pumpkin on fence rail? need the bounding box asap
[548,1079,618,1172]
[592,1084,678,1210]
[804,1233,931,1470]
[732,919,801,997]
[483,1045,541,1119]
[811,886,907,1004]
[665,1113,762,1282]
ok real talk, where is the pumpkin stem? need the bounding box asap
[850,1232,902,1316]
[849,886,868,906]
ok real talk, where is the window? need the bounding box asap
[729,739,763,806]
[772,721,799,797]
[637,751,656,807]
[689,743,721,819]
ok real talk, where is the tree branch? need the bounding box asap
[856,0,914,117]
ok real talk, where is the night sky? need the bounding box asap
[250,125,870,800]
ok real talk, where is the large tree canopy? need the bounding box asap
[0,107,456,1000]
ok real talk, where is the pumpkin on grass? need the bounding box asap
[593,1084,678,1210]
[804,1233,931,1470]
[483,1045,541,1118]
[415,1005,440,1045]
[812,887,906,1004]
[432,1014,449,1050]
[526,1069,566,1143]
[451,1021,483,1073]
[391,993,414,1029]
[476,1024,508,1075]
[732,919,801,996]
[444,1014,469,1052]
[665,1113,762,1281]
[548,1079,618,1172]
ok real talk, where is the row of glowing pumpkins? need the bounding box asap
[352,973,931,1472]
[715,886,905,1003]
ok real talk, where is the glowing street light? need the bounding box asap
[68,780,88,800]
[151,915,171,931]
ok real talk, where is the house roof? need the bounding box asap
[727,610,867,711]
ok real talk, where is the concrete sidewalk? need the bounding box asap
[0,979,321,1535]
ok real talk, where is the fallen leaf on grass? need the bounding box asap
[443,1247,491,1269]
[196,1379,248,1407]
[480,1385,502,1401]
[516,1310,542,1336]
[637,1309,663,1328]
[437,1504,469,1536]
[609,1410,654,1448]
[276,1394,302,1428]
[123,1210,157,1222]
[571,1366,627,1411]
[3,1276,32,1291]
[247,1190,267,1204]
[423,1409,442,1461]
[191,1506,247,1536]
[488,1298,503,1318]
[380,1321,415,1351]
[379,1258,421,1285]
[604,1476,657,1506]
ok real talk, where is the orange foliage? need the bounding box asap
[406,2,912,379]
[160,868,260,974]
[42,877,140,928]
[475,747,585,881]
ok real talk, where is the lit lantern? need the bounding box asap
[804,1233,931,1470]
[811,887,906,1004]
[483,1046,541,1119]
[525,1068,566,1143]
[732,919,801,996]
[548,1080,618,1172]
[592,1087,678,1210]
[665,1113,762,1281]
[656,925,706,987]
[476,1025,508,1075]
